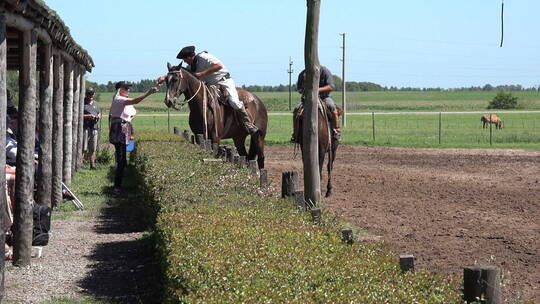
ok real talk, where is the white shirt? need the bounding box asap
[109,93,137,122]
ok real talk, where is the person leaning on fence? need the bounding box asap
[293,65,340,141]
[109,81,159,193]
[82,88,101,169]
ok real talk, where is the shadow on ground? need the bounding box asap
[78,166,162,304]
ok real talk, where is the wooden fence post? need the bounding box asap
[310,208,321,223]
[399,255,415,272]
[281,171,299,198]
[248,160,257,174]
[259,168,268,188]
[463,265,501,304]
[294,190,305,210]
[341,229,353,244]
[238,156,246,168]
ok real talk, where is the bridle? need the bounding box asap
[166,68,209,139]
[166,69,202,110]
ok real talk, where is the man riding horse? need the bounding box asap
[158,45,258,135]
[292,65,341,142]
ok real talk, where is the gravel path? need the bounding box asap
[4,194,161,303]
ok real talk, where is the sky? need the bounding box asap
[44,0,540,89]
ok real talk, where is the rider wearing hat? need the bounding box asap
[159,46,258,134]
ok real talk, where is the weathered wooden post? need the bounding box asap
[399,255,415,272]
[36,42,53,207]
[310,208,321,222]
[0,14,7,299]
[463,265,501,304]
[71,65,80,174]
[77,69,85,169]
[341,229,353,244]
[51,51,64,207]
[238,156,246,168]
[248,160,257,174]
[281,171,299,198]
[205,140,212,152]
[260,168,268,188]
[63,59,74,186]
[196,134,204,148]
[13,28,38,267]
[294,190,305,210]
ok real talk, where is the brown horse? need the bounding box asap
[164,63,268,168]
[481,114,503,129]
[293,103,340,197]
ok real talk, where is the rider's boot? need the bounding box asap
[238,106,259,135]
[330,109,341,141]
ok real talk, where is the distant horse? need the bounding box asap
[292,103,341,197]
[481,114,503,129]
[164,63,268,168]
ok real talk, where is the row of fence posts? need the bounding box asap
[174,126,502,304]
[279,169,502,303]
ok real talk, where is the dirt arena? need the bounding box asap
[264,145,540,303]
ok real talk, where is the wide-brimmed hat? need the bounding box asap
[176,45,196,59]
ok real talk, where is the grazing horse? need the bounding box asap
[292,103,341,197]
[164,63,268,168]
[481,114,503,129]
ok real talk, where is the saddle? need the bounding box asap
[292,100,330,144]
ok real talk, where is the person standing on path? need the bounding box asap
[109,81,158,193]
[83,88,101,169]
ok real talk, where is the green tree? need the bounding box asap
[488,91,518,109]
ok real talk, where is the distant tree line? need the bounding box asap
[30,73,540,93]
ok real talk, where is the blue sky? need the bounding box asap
[45,0,540,88]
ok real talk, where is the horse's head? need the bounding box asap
[164,62,188,109]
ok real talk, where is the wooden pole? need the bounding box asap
[77,70,85,169]
[13,29,38,267]
[489,113,493,146]
[438,112,442,145]
[51,51,64,207]
[71,66,80,175]
[63,59,74,186]
[303,0,322,204]
[399,255,415,272]
[281,171,299,198]
[463,265,501,304]
[36,42,53,207]
[372,112,376,142]
[0,14,7,301]
[340,32,346,127]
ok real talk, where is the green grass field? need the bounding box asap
[95,90,540,151]
[96,90,540,113]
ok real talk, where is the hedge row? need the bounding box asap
[132,132,461,303]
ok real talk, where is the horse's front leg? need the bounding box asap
[233,136,248,157]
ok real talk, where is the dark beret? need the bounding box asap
[177,45,196,59]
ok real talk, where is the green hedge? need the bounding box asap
[132,132,461,303]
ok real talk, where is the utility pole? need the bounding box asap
[340,33,347,127]
[288,57,293,111]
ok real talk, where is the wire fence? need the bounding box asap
[112,111,540,148]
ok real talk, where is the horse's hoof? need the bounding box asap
[325,191,332,198]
